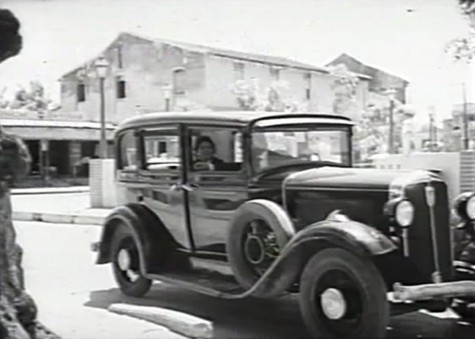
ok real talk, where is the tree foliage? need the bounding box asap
[328,63,359,116]
[445,0,475,62]
[231,79,306,112]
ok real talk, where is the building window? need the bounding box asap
[77,83,86,102]
[116,78,126,99]
[305,89,311,100]
[116,45,123,69]
[234,62,245,81]
[270,68,280,81]
[173,69,186,95]
[304,73,311,100]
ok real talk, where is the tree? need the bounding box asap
[231,78,307,112]
[446,1,475,61]
[328,63,359,116]
[0,8,60,339]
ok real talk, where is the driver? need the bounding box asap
[193,135,224,170]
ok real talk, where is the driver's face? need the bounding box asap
[196,141,214,161]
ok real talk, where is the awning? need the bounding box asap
[0,119,116,141]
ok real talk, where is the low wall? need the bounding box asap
[372,151,475,203]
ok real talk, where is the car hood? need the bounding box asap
[283,166,440,192]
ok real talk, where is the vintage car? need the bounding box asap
[92,111,475,338]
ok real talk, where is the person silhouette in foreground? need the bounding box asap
[0,8,60,339]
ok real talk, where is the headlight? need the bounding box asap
[466,195,475,219]
[385,198,414,227]
[395,200,415,227]
[454,192,475,221]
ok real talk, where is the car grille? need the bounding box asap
[404,181,453,283]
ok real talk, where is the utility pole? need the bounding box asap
[463,82,470,150]
[429,113,434,151]
[388,96,395,154]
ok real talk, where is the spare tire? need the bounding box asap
[226,199,299,295]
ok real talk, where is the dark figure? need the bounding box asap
[0,8,60,339]
[193,135,224,170]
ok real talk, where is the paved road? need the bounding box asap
[15,221,475,338]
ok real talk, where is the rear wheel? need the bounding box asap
[111,224,152,297]
[299,248,389,338]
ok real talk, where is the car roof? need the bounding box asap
[117,111,353,132]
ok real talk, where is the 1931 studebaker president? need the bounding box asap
[92,111,475,338]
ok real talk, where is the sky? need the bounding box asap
[0,0,473,123]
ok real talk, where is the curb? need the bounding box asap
[11,187,90,195]
[108,303,213,339]
[12,211,106,225]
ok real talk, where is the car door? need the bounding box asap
[138,126,193,249]
[184,125,248,252]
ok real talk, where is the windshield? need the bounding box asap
[251,126,351,172]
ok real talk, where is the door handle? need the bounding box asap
[169,183,198,192]
[181,183,197,192]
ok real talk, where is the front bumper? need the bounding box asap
[393,281,475,301]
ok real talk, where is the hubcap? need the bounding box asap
[320,288,347,320]
[117,249,131,271]
[245,235,266,264]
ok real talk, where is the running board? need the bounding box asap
[145,270,247,299]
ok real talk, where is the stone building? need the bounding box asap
[16,33,375,179]
[59,32,372,125]
[327,53,409,104]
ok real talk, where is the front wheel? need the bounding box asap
[111,224,152,297]
[299,248,389,338]
[452,299,475,323]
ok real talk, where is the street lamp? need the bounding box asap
[462,82,470,150]
[95,55,109,158]
[162,84,173,112]
[385,88,397,154]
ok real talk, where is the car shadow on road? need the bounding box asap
[84,283,475,339]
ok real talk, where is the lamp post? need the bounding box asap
[95,56,109,158]
[385,88,397,154]
[162,84,173,112]
[462,82,470,150]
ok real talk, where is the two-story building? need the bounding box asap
[327,53,409,104]
[59,32,372,126]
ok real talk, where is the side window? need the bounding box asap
[189,127,243,172]
[143,130,180,171]
[119,131,138,171]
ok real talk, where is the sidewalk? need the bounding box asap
[11,189,111,225]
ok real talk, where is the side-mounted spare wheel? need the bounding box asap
[299,247,389,338]
[226,199,300,296]
[111,223,152,297]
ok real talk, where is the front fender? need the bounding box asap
[291,218,398,256]
[246,216,397,297]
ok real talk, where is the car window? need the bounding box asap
[118,130,138,171]
[143,130,180,171]
[188,127,243,172]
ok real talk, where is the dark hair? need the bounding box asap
[194,135,216,152]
